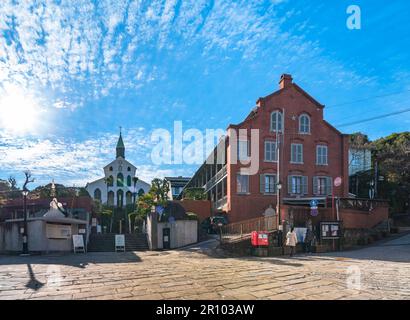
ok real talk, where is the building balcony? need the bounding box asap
[204,165,227,192]
[214,196,228,211]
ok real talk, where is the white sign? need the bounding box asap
[92,218,97,227]
[46,223,71,239]
[334,177,342,187]
[72,235,85,253]
[115,234,125,252]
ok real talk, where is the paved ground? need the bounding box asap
[1,234,410,300]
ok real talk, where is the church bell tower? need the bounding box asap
[116,128,125,159]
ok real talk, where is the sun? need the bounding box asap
[0,86,41,135]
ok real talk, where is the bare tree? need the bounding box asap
[7,176,17,189]
[22,171,35,192]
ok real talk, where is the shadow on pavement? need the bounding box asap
[26,264,45,291]
[0,251,143,268]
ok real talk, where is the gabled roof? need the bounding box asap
[257,83,324,108]
[229,80,325,129]
[292,83,325,108]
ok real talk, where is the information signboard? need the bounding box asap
[320,221,342,239]
[72,234,85,253]
[115,234,125,252]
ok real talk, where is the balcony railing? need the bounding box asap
[337,197,389,211]
[214,197,227,210]
[204,165,227,192]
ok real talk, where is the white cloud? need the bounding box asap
[0,0,374,105]
[0,128,156,187]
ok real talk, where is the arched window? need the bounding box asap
[109,166,113,171]
[127,175,132,187]
[117,189,124,207]
[299,114,310,134]
[270,111,283,132]
[138,188,145,197]
[94,188,101,201]
[127,167,131,172]
[106,175,114,187]
[107,191,114,206]
[117,173,124,187]
[126,191,133,205]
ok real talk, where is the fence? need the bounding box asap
[337,198,389,211]
[221,215,278,243]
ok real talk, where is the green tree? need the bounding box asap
[150,178,170,202]
[137,192,155,219]
[349,132,371,149]
[182,187,207,200]
[371,132,410,213]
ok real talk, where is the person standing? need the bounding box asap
[286,227,298,257]
[304,228,313,253]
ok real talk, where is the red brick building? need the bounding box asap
[185,74,350,223]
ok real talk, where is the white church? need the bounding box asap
[85,131,150,207]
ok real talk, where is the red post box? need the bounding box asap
[251,231,269,247]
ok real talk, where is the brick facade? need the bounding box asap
[228,74,349,222]
[174,200,212,222]
[186,74,350,223]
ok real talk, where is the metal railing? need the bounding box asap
[337,197,389,211]
[214,197,227,210]
[220,215,278,243]
[204,166,227,192]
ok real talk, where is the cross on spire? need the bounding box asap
[116,127,125,158]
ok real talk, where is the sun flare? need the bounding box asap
[0,86,42,135]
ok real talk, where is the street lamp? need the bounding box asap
[22,189,29,255]
[276,183,282,222]
[276,183,283,247]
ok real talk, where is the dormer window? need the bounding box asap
[270,111,283,132]
[299,114,310,134]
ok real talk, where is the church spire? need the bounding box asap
[116,127,125,158]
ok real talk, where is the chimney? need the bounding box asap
[279,74,293,89]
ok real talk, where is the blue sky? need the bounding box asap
[0,0,409,188]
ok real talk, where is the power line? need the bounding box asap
[327,89,410,108]
[336,107,410,127]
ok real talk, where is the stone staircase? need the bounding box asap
[88,233,149,252]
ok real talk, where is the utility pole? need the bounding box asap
[276,132,281,225]
[21,171,34,255]
[374,160,378,199]
[276,108,284,247]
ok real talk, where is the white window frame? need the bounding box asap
[299,114,310,134]
[236,174,249,194]
[264,141,278,162]
[317,177,327,195]
[313,176,332,195]
[261,174,277,194]
[288,175,308,195]
[291,143,303,164]
[291,176,302,194]
[270,111,283,132]
[237,139,250,161]
[316,145,328,165]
